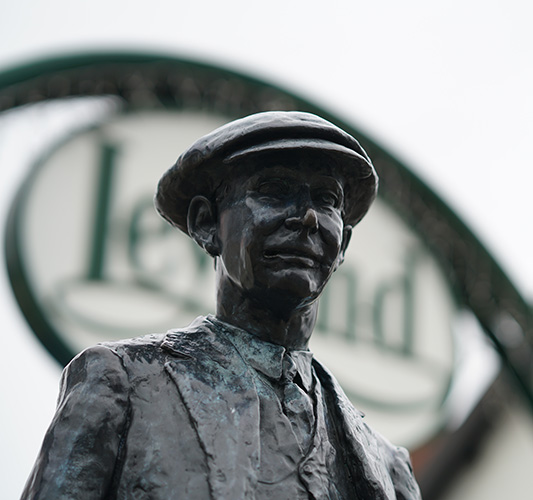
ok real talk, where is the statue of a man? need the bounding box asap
[22,112,421,499]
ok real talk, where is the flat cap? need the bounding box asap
[155,111,378,234]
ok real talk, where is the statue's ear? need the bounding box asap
[335,225,352,269]
[187,195,219,257]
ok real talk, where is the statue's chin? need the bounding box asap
[246,277,323,315]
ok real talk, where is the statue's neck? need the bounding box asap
[215,278,318,350]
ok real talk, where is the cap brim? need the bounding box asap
[225,138,373,179]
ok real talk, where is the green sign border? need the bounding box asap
[2,52,531,406]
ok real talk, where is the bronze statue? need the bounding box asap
[22,112,421,499]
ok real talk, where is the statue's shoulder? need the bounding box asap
[94,315,215,366]
[98,332,167,359]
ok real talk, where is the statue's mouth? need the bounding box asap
[263,248,319,268]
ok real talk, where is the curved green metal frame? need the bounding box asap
[1,51,532,410]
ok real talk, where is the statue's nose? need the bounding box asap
[285,207,319,234]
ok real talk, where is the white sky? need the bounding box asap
[1,1,532,497]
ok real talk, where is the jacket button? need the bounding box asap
[301,464,312,475]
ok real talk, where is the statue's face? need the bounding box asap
[216,157,350,307]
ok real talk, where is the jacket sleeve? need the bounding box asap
[21,345,131,500]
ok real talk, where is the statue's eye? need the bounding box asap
[314,190,340,208]
[256,179,290,197]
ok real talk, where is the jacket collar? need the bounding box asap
[205,315,314,391]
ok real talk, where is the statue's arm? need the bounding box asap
[21,345,131,500]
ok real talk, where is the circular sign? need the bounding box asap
[3,52,532,492]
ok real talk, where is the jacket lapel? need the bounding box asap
[313,360,396,500]
[161,320,260,499]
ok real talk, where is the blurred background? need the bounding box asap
[1,1,532,498]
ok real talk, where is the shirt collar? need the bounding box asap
[206,315,314,391]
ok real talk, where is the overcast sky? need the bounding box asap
[1,1,532,497]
